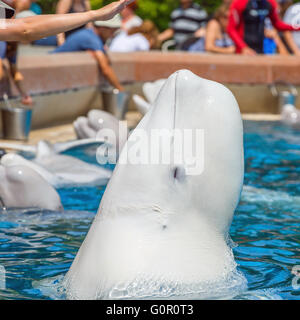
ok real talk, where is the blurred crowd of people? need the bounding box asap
[2,0,300,106]
[158,0,300,56]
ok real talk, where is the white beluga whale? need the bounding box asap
[1,140,112,187]
[132,94,151,115]
[74,110,119,139]
[74,110,128,152]
[0,138,104,155]
[0,164,63,210]
[133,79,166,115]
[64,70,245,299]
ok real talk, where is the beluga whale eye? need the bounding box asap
[173,166,186,182]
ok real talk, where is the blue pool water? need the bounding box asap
[0,120,299,300]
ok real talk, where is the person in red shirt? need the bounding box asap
[227,0,300,55]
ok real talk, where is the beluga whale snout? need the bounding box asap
[64,70,245,300]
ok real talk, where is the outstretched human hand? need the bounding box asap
[0,0,135,42]
[97,0,135,21]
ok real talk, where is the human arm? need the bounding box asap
[194,27,206,38]
[227,0,256,54]
[273,34,289,55]
[283,31,300,56]
[265,28,289,55]
[0,58,3,80]
[227,5,256,55]
[85,0,91,11]
[91,50,124,92]
[205,20,235,54]
[0,0,134,42]
[56,0,73,45]
[158,28,174,43]
[269,0,300,32]
[227,0,249,52]
[56,0,72,14]
[14,0,31,15]
[85,0,93,29]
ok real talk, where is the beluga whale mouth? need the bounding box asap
[64,70,246,300]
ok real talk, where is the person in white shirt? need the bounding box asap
[109,20,159,52]
[282,0,300,55]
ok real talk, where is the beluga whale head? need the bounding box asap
[64,70,245,299]
[0,164,63,210]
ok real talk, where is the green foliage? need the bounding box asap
[90,0,103,10]
[96,0,223,30]
[37,0,300,30]
[134,0,178,30]
[37,0,57,13]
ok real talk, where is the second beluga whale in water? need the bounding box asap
[0,139,112,187]
[64,70,245,299]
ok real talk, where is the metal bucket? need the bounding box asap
[101,88,130,120]
[1,106,32,141]
[269,82,298,112]
[279,91,297,112]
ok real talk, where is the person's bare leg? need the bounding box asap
[9,63,33,106]
[0,59,3,81]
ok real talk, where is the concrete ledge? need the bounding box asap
[18,52,102,95]
[111,52,272,84]
[9,50,300,96]
[0,48,299,135]
[109,51,300,85]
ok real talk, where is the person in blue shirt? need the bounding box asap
[53,27,104,53]
[52,14,124,92]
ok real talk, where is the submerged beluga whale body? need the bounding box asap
[64,70,245,299]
